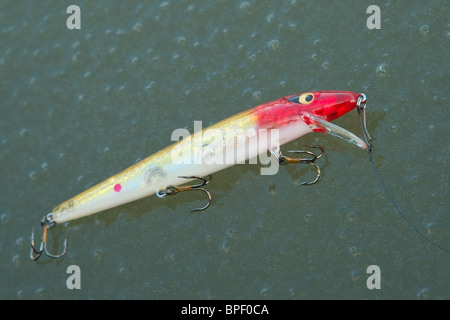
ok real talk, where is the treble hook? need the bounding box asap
[157,175,212,212]
[30,213,68,261]
[272,145,324,185]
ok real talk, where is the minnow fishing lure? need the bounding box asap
[31,90,372,260]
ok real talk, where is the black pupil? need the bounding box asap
[287,94,314,104]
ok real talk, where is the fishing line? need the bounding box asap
[368,150,450,254]
[356,95,449,254]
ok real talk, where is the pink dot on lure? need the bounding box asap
[114,183,122,192]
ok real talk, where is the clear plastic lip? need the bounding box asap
[304,113,368,150]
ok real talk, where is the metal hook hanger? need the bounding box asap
[157,175,212,212]
[356,93,372,153]
[272,145,324,185]
[30,213,68,261]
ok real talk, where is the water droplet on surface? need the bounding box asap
[41,162,49,171]
[159,1,170,10]
[267,39,280,50]
[266,14,275,24]
[133,22,142,32]
[19,128,28,137]
[16,290,24,299]
[321,61,331,70]
[417,287,430,299]
[177,36,186,46]
[390,124,399,132]
[12,254,20,266]
[419,25,429,36]
[36,287,46,298]
[240,1,251,11]
[349,246,361,256]
[376,63,388,75]
[252,91,262,101]
[93,248,103,260]
[116,28,126,36]
[268,183,276,194]
[29,171,37,180]
[1,213,10,224]
[260,287,269,296]
[426,223,435,234]
[72,52,81,63]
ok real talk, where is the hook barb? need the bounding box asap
[30,214,68,261]
[157,175,212,212]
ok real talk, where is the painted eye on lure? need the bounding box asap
[299,92,314,104]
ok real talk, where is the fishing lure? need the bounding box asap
[30,90,370,260]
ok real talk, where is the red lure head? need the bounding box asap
[291,91,360,121]
[255,90,362,129]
